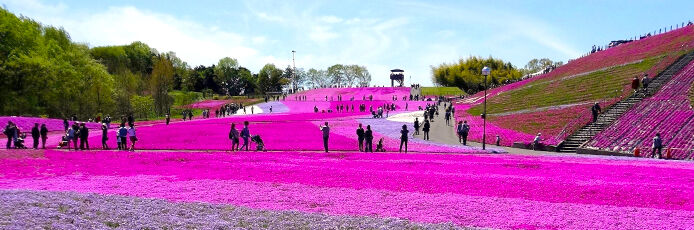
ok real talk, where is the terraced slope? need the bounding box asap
[455,25,694,147]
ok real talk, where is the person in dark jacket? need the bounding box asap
[320,122,330,152]
[356,124,365,151]
[40,124,48,149]
[591,102,602,123]
[101,123,109,149]
[422,119,431,140]
[166,113,170,125]
[458,121,470,145]
[31,123,40,149]
[364,125,374,152]
[652,133,663,158]
[127,114,135,127]
[63,118,69,131]
[79,123,89,150]
[631,76,640,92]
[71,123,80,150]
[118,124,128,150]
[400,125,409,153]
[240,121,250,151]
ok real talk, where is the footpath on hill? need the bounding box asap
[422,103,559,155]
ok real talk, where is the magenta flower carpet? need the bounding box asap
[3,87,694,229]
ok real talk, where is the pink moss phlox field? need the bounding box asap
[2,150,694,229]
[586,60,694,159]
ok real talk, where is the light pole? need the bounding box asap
[481,66,491,150]
[292,50,296,93]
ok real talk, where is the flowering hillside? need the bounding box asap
[585,59,694,159]
[456,25,694,147]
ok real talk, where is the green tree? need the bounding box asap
[214,57,241,95]
[256,64,284,93]
[431,56,523,94]
[150,55,174,116]
[327,64,345,87]
[130,95,154,120]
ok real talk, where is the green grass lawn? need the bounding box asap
[421,87,465,96]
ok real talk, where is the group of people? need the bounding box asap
[3,122,48,149]
[228,121,255,151]
[216,103,244,117]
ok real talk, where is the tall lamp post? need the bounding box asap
[481,66,491,150]
[291,50,296,93]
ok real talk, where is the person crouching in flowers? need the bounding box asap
[532,133,542,150]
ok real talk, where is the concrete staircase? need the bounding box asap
[558,51,694,153]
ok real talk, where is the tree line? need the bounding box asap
[431,56,563,94]
[0,9,371,119]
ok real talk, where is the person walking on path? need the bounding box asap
[445,109,451,126]
[422,119,431,140]
[40,124,48,149]
[413,118,420,136]
[229,123,240,151]
[399,125,409,153]
[31,123,40,149]
[591,102,602,123]
[356,124,365,151]
[101,123,109,149]
[320,122,330,152]
[642,74,650,89]
[240,121,251,151]
[79,123,89,150]
[652,133,663,158]
[128,124,137,151]
[364,125,374,152]
[457,121,470,145]
[118,124,128,150]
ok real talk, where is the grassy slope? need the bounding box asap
[468,56,664,116]
[421,87,465,96]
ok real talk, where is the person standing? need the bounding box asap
[166,113,170,125]
[364,125,374,152]
[40,124,48,149]
[422,119,431,140]
[127,114,134,127]
[591,102,602,123]
[229,123,239,151]
[356,124,365,151]
[79,123,89,150]
[63,119,69,132]
[458,121,470,145]
[118,124,128,150]
[631,76,640,92]
[71,123,80,150]
[128,124,137,151]
[400,125,409,153]
[31,123,40,149]
[66,125,76,151]
[320,122,330,153]
[240,121,250,151]
[652,133,663,158]
[413,118,420,135]
[445,109,451,126]
[101,123,109,149]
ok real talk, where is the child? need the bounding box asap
[376,137,386,152]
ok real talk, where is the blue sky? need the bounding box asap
[3,0,694,86]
